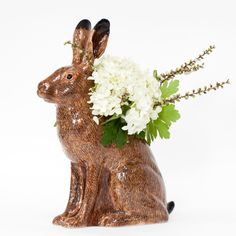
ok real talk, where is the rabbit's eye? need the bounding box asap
[67,74,73,80]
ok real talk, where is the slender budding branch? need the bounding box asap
[64,40,79,49]
[160,45,216,83]
[157,79,230,106]
[64,40,84,56]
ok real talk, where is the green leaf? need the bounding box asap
[101,121,117,147]
[135,131,145,140]
[101,119,128,149]
[160,80,179,99]
[145,104,180,144]
[116,128,128,148]
[154,119,170,139]
[54,121,57,127]
[158,104,181,126]
[145,120,158,144]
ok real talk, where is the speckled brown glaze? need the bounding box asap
[37,19,173,227]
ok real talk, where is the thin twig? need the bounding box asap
[160,45,216,83]
[64,40,79,49]
[157,79,230,106]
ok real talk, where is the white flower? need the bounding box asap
[93,116,99,125]
[88,55,162,134]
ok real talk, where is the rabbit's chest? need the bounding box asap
[57,108,83,130]
[56,112,102,162]
[56,106,100,147]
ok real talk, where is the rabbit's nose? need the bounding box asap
[37,82,50,97]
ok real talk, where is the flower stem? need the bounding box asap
[157,79,230,106]
[160,45,216,83]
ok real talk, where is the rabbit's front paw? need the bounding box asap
[53,214,71,227]
[53,214,86,228]
[53,214,67,226]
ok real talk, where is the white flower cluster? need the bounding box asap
[88,55,162,135]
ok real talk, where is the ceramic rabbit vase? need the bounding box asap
[37,19,174,227]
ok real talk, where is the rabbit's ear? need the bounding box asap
[92,19,110,58]
[72,19,91,65]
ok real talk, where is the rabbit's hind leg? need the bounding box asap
[98,206,167,227]
[53,162,85,226]
[99,164,168,226]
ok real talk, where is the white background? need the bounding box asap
[0,0,236,235]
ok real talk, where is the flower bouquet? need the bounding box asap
[87,46,229,148]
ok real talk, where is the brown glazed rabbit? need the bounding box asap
[37,19,174,227]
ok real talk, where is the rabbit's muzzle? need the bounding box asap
[37,81,54,102]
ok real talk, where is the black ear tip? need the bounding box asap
[98,18,110,26]
[76,19,91,30]
[94,19,110,33]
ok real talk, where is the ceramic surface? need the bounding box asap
[37,19,174,227]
